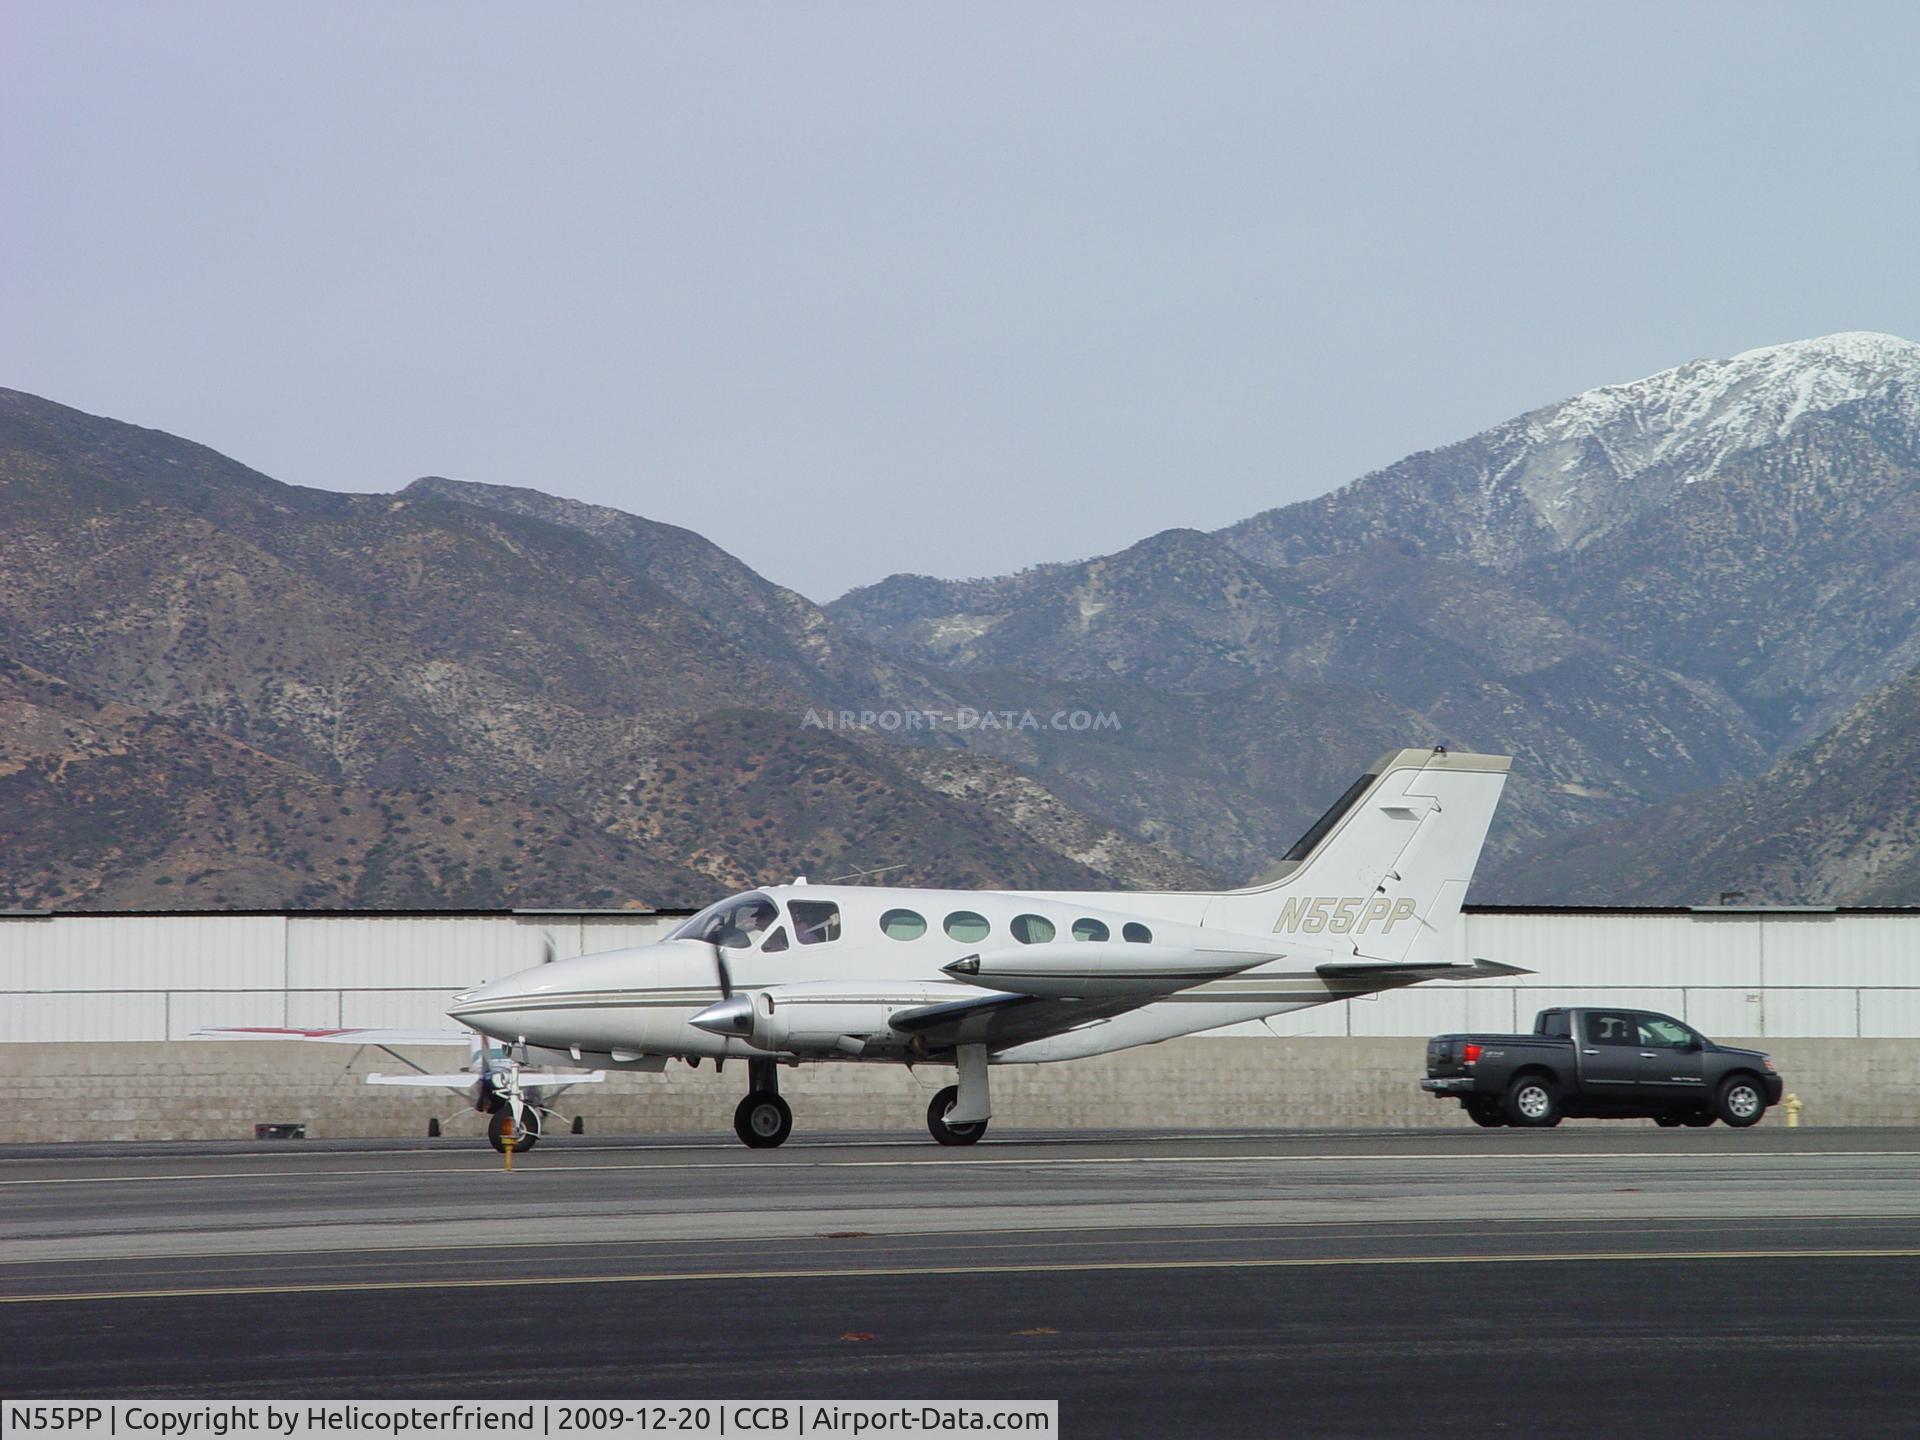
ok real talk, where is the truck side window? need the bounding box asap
[1638,1016,1696,1049]
[1538,1011,1570,1039]
[1583,1011,1636,1046]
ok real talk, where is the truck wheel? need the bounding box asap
[1505,1074,1562,1128]
[1714,1076,1767,1128]
[1464,1097,1505,1128]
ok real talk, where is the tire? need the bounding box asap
[1464,1097,1506,1128]
[1715,1075,1768,1129]
[487,1105,540,1153]
[1653,1114,1683,1128]
[1682,1108,1716,1128]
[927,1084,989,1146]
[1504,1073,1563,1128]
[733,1091,793,1149]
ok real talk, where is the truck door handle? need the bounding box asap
[1639,1052,1658,1058]
[1582,1048,1598,1055]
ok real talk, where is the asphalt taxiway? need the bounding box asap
[3,1128,1918,1436]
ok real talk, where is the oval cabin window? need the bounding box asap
[1122,922,1153,943]
[1010,914,1056,944]
[944,911,991,943]
[1071,918,1109,942]
[880,908,927,941]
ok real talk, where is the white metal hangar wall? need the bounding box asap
[0,910,681,1043]
[1,905,1917,1044]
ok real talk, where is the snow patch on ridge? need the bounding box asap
[1496,331,1920,546]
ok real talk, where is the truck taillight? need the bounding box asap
[1463,1043,1483,1065]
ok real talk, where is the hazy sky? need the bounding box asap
[6,3,1919,601]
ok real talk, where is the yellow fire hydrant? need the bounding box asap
[1784,1093,1802,1128]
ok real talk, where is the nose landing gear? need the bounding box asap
[733,1057,793,1148]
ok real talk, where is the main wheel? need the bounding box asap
[1505,1073,1562,1128]
[1464,1097,1506,1128]
[1682,1108,1716,1128]
[1715,1075,1767,1128]
[488,1105,540,1153]
[927,1085,988,1146]
[734,1091,793,1149]
[1654,1113,1683,1128]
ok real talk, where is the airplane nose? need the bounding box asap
[447,971,548,1034]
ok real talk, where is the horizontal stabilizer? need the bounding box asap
[1317,956,1532,981]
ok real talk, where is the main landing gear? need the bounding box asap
[722,1048,996,1150]
[927,1045,992,1146]
[733,1057,793,1149]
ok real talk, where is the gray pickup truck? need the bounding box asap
[1422,1006,1783,1128]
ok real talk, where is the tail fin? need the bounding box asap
[1205,747,1510,962]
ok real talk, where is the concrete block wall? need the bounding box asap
[3,1036,1914,1142]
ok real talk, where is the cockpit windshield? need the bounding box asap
[666,892,782,949]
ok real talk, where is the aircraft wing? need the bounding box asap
[365,1071,604,1091]
[367,1073,485,1093]
[889,991,1150,1052]
[191,1026,472,1045]
[1317,957,1532,981]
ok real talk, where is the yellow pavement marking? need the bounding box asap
[4,1247,1916,1305]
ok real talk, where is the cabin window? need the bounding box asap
[790,900,843,946]
[1071,918,1109,942]
[944,911,991,943]
[1122,922,1153,943]
[1010,914,1056,944]
[880,908,927,941]
[761,926,790,954]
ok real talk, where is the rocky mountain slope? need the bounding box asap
[0,388,1212,909]
[9,331,1920,908]
[1487,659,1920,906]
[832,334,1920,897]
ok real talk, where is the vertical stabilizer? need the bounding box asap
[1203,748,1510,960]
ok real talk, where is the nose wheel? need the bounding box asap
[733,1057,793,1149]
[487,1104,541,1153]
[733,1092,792,1148]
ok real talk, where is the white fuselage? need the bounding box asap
[448,748,1512,1078]
[450,883,1362,1067]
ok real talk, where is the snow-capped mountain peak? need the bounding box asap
[1499,331,1920,546]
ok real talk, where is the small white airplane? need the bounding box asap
[193,1025,604,1151]
[447,746,1522,1149]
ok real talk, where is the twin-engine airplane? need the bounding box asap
[448,747,1522,1149]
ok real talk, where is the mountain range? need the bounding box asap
[4,330,1919,909]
